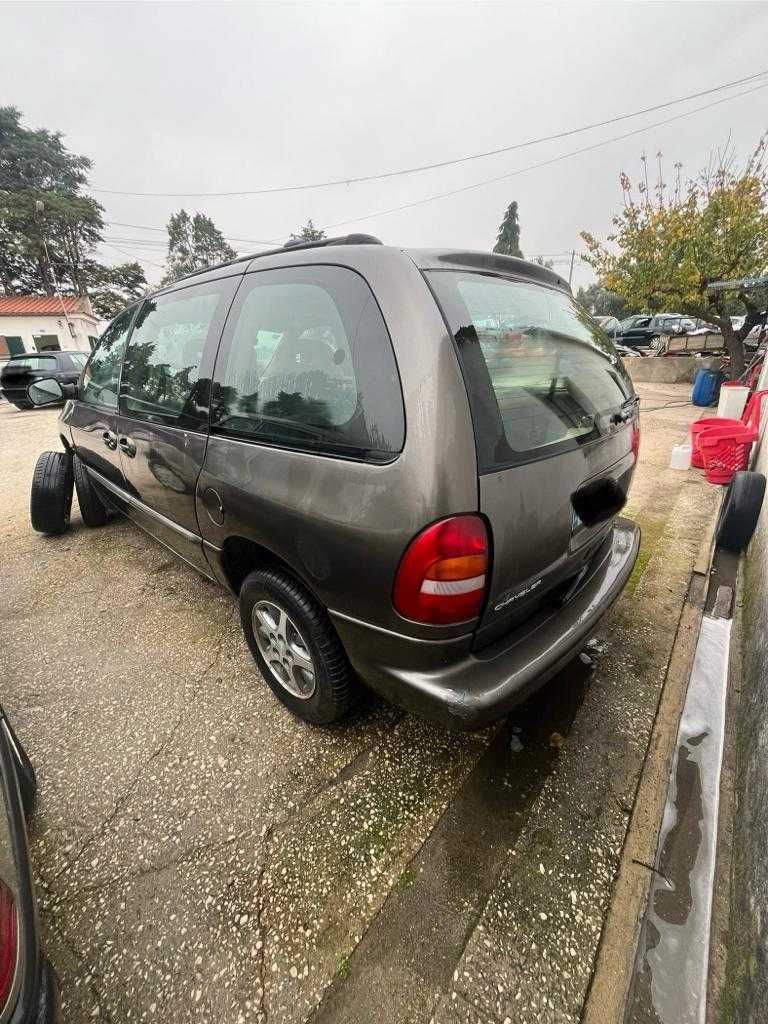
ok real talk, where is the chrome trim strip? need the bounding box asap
[87,467,201,546]
[329,608,472,645]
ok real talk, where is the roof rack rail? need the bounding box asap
[174,233,383,285]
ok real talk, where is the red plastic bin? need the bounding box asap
[698,423,757,484]
[690,388,768,468]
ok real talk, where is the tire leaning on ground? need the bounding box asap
[30,450,74,535]
[715,470,767,553]
[73,454,110,527]
[239,567,360,725]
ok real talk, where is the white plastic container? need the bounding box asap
[670,443,692,470]
[717,383,749,421]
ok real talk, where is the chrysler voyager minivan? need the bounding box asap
[28,236,640,727]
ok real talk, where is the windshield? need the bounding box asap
[427,271,633,471]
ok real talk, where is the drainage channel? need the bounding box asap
[310,657,595,1024]
[625,548,736,1024]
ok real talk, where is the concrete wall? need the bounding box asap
[0,313,98,355]
[721,384,768,1021]
[622,355,720,385]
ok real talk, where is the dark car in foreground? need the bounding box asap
[0,352,87,410]
[0,707,58,1024]
[26,237,640,729]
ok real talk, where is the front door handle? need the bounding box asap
[102,429,117,451]
[118,435,136,458]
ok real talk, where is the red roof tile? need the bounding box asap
[0,295,94,316]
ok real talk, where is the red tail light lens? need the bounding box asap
[0,879,18,1013]
[393,515,489,624]
[631,420,641,462]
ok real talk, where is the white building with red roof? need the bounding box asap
[0,296,100,360]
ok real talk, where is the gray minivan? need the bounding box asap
[28,236,640,728]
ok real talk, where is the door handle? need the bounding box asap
[118,435,136,458]
[102,430,117,451]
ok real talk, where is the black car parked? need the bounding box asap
[0,707,59,1023]
[615,314,696,350]
[0,352,88,410]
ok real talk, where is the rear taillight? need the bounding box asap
[631,420,641,462]
[0,879,18,1013]
[393,514,489,624]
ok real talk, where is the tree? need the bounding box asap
[0,105,104,296]
[86,260,148,319]
[163,209,236,284]
[493,201,523,258]
[581,141,768,376]
[288,219,326,244]
[575,283,631,319]
[533,256,553,270]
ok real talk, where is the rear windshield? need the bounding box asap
[427,271,634,472]
[3,355,57,371]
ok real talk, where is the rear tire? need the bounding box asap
[73,455,110,527]
[239,568,359,724]
[715,471,766,552]
[30,450,74,535]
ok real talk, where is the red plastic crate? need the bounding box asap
[698,423,757,484]
[690,388,768,469]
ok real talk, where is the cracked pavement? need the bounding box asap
[0,388,718,1023]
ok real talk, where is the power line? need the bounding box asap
[103,221,274,246]
[96,78,767,269]
[99,240,167,271]
[312,81,768,236]
[90,68,768,199]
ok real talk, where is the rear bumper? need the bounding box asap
[331,518,640,728]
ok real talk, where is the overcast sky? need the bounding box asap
[2,1,767,291]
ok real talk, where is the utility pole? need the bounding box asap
[568,249,576,288]
[34,200,75,342]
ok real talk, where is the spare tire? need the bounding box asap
[73,454,110,527]
[30,450,74,535]
[715,470,766,553]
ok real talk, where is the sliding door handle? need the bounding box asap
[102,430,117,451]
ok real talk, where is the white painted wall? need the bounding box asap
[0,313,99,355]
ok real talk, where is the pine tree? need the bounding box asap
[493,201,523,258]
[163,210,237,284]
[288,219,326,244]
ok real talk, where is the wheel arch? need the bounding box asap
[218,534,320,602]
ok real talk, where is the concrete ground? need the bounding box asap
[0,384,719,1024]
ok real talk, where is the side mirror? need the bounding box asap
[27,378,64,406]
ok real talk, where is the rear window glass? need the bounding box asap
[427,271,633,471]
[4,356,57,371]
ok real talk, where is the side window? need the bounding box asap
[80,307,135,409]
[119,283,229,427]
[211,265,404,461]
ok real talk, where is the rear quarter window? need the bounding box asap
[427,270,634,472]
[210,265,404,461]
